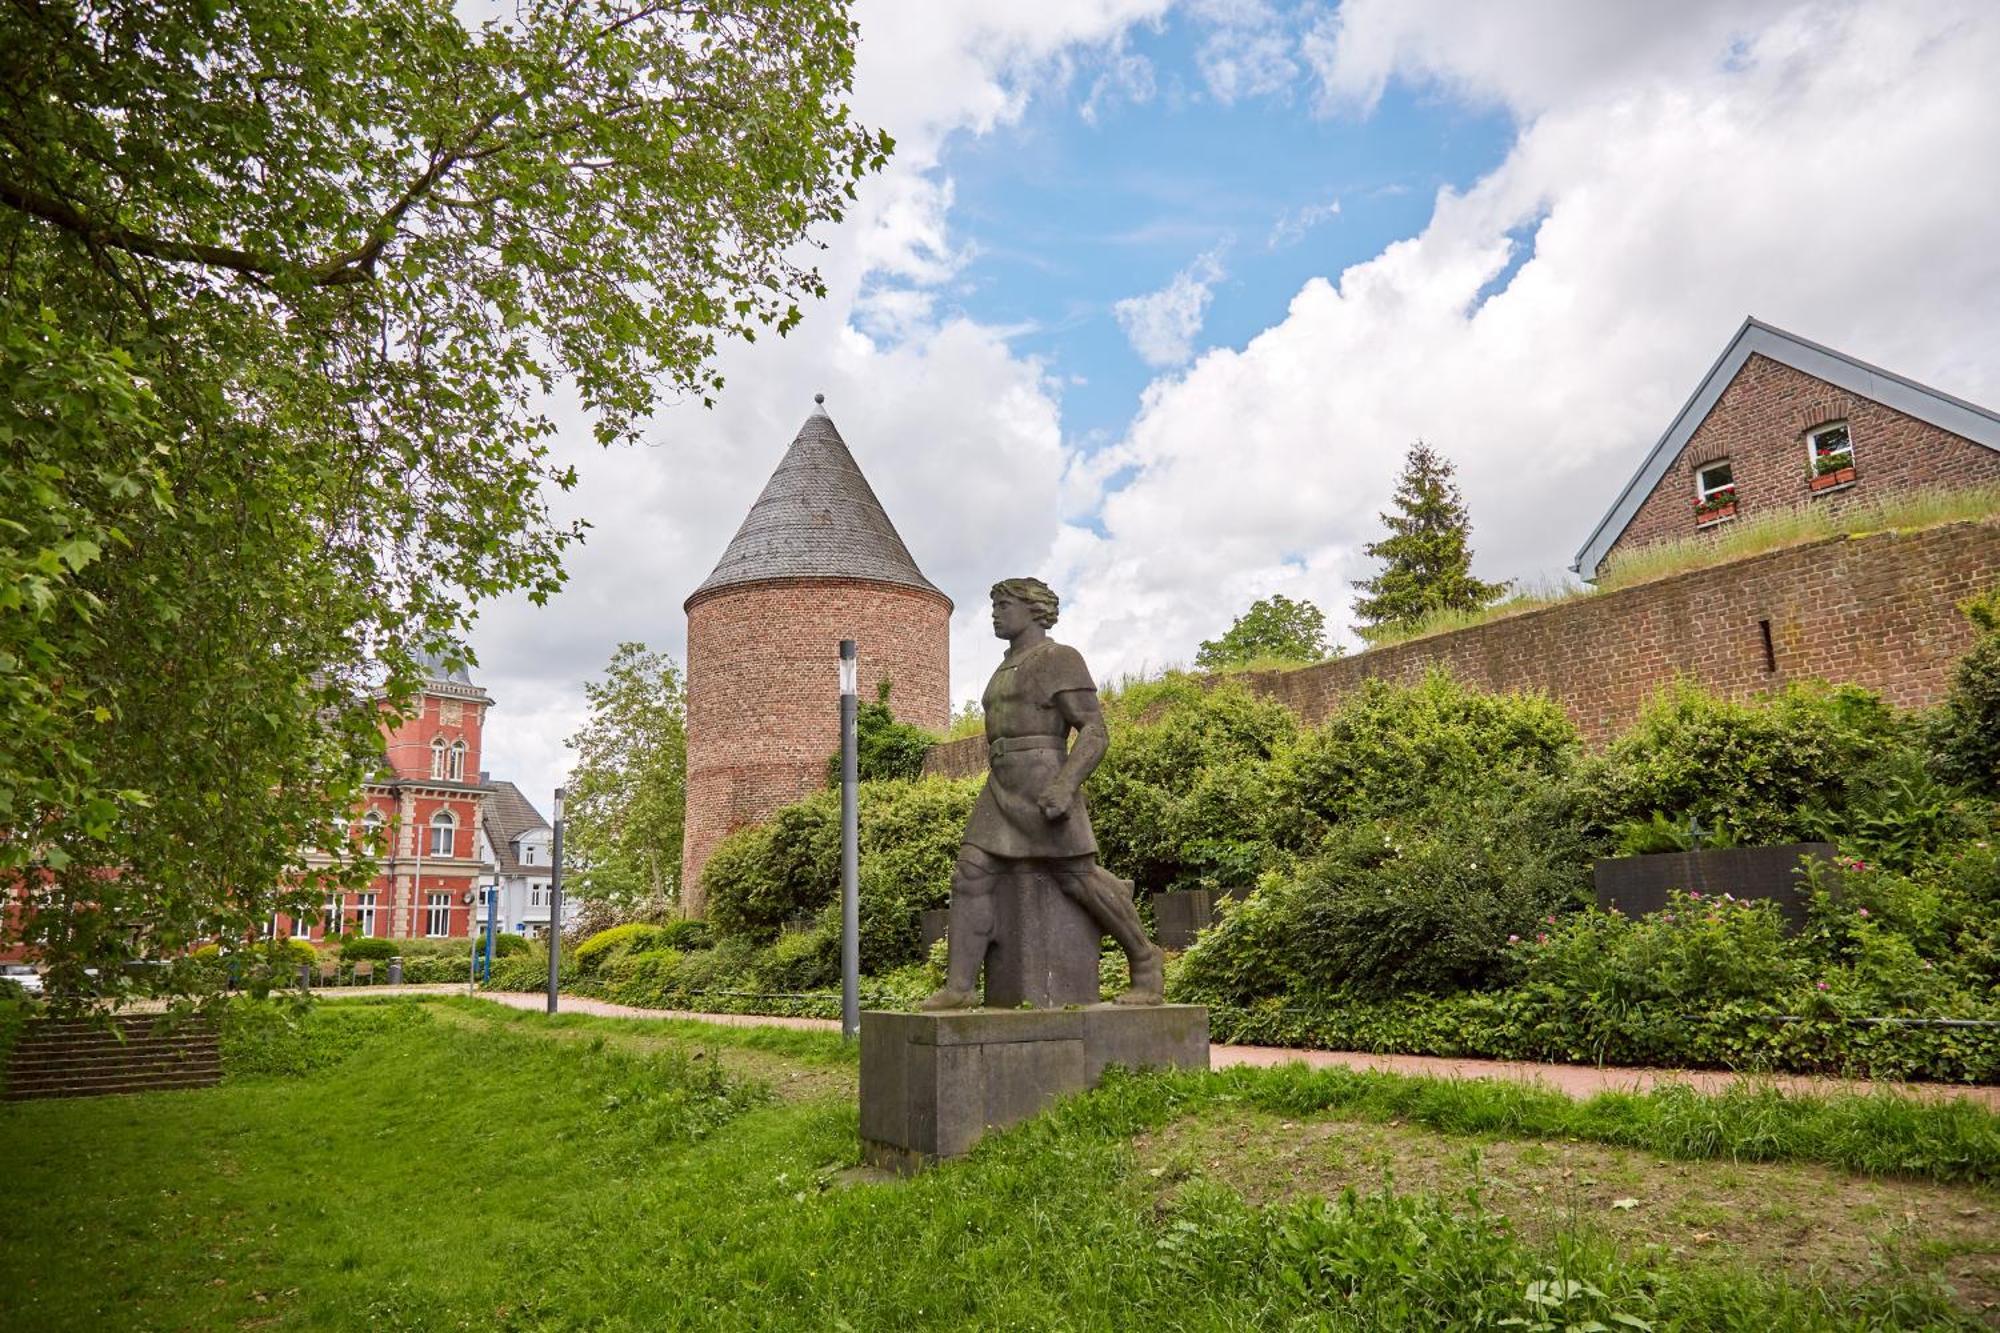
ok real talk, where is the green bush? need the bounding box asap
[654,919,711,951]
[573,922,669,975]
[1266,671,1577,849]
[339,936,397,962]
[823,680,935,785]
[1582,680,1901,844]
[492,933,531,958]
[1928,585,2000,796]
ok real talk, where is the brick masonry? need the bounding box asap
[1604,354,2000,572]
[926,517,2000,777]
[683,576,950,911]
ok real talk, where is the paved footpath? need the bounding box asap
[467,992,2000,1110]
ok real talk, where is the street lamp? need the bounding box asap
[547,786,565,1015]
[839,640,859,1041]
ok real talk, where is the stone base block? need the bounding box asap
[859,1004,1209,1173]
[980,868,1106,1009]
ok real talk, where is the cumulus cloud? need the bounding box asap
[1190,0,1300,103]
[1113,244,1231,367]
[1053,0,2000,687]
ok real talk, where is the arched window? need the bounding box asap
[359,809,385,852]
[430,736,447,779]
[429,809,457,858]
[448,739,468,782]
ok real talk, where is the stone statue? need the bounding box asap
[923,578,1165,1009]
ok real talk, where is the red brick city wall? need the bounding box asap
[925,517,2000,777]
[1605,355,2000,572]
[682,577,951,912]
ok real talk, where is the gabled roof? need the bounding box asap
[479,779,550,877]
[686,399,949,608]
[1572,318,2000,578]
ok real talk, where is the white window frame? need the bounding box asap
[430,736,447,779]
[1807,421,1854,474]
[530,881,548,908]
[522,841,536,866]
[429,809,456,858]
[425,892,450,938]
[447,739,467,782]
[355,892,378,937]
[1694,460,1735,504]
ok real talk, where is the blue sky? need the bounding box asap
[473,0,2000,808]
[922,21,1513,450]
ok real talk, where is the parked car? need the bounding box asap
[0,963,43,996]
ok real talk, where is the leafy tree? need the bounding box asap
[565,644,688,916]
[1350,442,1510,641]
[0,0,885,1000]
[1194,594,1336,670]
[1928,585,2000,796]
[825,681,935,785]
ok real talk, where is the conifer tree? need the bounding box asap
[1351,442,1510,642]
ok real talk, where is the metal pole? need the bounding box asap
[483,873,497,980]
[547,786,565,1014]
[839,641,860,1041]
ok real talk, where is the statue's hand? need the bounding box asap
[1037,787,1072,821]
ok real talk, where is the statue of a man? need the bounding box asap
[923,578,1165,1009]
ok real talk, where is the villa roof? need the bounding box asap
[686,399,948,608]
[479,779,550,877]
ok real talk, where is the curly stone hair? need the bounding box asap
[989,577,1059,628]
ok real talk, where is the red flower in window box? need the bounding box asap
[1694,486,1737,523]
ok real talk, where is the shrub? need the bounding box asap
[573,922,670,975]
[339,936,397,962]
[703,795,838,941]
[1928,585,2000,796]
[1267,671,1577,849]
[1517,891,1799,1012]
[823,680,935,785]
[492,933,532,958]
[1582,681,1901,844]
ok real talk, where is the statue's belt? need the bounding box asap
[987,735,1067,758]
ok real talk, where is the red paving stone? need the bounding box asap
[476,993,2000,1109]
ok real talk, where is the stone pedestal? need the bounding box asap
[981,867,1105,1009]
[859,1004,1209,1174]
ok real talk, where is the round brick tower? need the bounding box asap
[680,398,951,913]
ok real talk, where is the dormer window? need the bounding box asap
[1693,460,1736,524]
[1808,421,1855,488]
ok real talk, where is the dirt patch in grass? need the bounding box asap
[1135,1106,2000,1318]
[426,1002,856,1103]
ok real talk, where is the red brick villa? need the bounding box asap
[1572,317,2000,580]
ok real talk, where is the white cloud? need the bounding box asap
[468,0,1170,806]
[1081,42,1159,124]
[1268,196,1341,249]
[1190,0,1300,104]
[1054,0,2000,688]
[1113,244,1231,367]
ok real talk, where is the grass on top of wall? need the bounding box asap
[1338,482,2000,655]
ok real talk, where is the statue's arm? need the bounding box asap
[1040,688,1107,818]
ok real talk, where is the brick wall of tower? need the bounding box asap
[682,577,951,913]
[1602,355,2000,574]
[926,517,2000,777]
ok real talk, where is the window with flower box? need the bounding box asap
[1693,460,1736,524]
[1808,422,1855,489]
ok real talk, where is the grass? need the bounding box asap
[1,997,1993,1329]
[1317,484,2000,655]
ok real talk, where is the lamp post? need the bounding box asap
[839,641,860,1041]
[547,786,565,1015]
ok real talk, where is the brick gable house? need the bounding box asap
[1573,318,2000,581]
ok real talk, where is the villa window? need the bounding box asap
[355,892,377,937]
[425,893,450,938]
[429,810,456,858]
[530,882,548,908]
[430,736,447,779]
[447,739,467,782]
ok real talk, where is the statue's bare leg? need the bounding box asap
[921,849,997,1010]
[1055,862,1165,1005]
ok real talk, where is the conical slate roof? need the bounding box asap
[687,401,949,607]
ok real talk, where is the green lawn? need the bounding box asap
[0,998,1993,1330]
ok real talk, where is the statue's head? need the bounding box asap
[989,577,1059,635]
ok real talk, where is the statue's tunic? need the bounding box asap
[963,639,1098,860]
